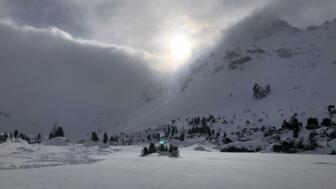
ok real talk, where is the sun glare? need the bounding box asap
[170,33,192,61]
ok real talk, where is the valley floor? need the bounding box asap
[0,143,336,189]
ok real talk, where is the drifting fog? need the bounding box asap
[0,0,335,137]
[0,20,156,135]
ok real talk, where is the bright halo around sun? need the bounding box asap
[170,33,192,62]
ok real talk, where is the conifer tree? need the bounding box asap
[179,131,185,141]
[37,133,42,143]
[109,135,114,143]
[13,130,19,138]
[55,127,64,137]
[91,132,99,142]
[103,132,108,144]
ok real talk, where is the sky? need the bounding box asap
[0,0,267,57]
[0,0,335,136]
[1,0,336,69]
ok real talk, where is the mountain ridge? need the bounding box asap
[1,17,336,140]
[122,17,336,134]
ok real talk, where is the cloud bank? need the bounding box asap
[0,0,271,56]
[0,20,155,136]
[0,0,335,137]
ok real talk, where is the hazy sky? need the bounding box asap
[0,0,267,54]
[0,0,335,136]
[1,0,335,68]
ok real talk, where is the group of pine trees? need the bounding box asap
[0,129,42,144]
[187,115,217,137]
[141,143,179,157]
[272,112,336,153]
[100,114,225,146]
[90,132,119,144]
[0,124,68,144]
[281,113,302,138]
[1,107,335,155]
[48,126,65,139]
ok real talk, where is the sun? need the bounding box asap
[170,33,192,61]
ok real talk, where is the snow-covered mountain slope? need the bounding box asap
[1,18,335,139]
[123,18,336,132]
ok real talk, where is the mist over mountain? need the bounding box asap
[0,21,158,138]
[0,1,336,140]
[124,16,336,134]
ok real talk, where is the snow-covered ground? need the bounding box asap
[1,142,335,189]
[0,139,116,170]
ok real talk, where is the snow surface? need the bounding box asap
[1,142,336,189]
[0,140,114,170]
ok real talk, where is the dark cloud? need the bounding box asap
[0,21,155,137]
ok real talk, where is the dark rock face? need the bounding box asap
[228,56,252,70]
[212,65,225,75]
[224,50,241,60]
[253,83,271,99]
[276,48,293,58]
[246,48,266,54]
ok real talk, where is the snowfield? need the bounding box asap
[0,139,115,170]
[1,142,336,189]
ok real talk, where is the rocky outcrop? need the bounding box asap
[276,48,293,58]
[228,56,252,70]
[253,83,271,99]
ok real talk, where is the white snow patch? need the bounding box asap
[0,145,335,189]
[43,137,69,146]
